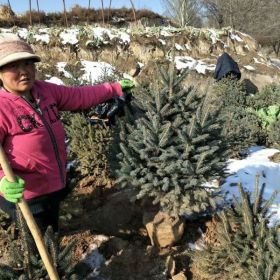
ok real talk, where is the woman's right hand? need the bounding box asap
[0,176,25,203]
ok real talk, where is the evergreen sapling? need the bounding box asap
[0,207,79,279]
[114,63,229,218]
[191,176,280,280]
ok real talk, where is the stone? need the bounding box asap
[166,255,176,276]
[143,211,185,248]
[172,272,188,280]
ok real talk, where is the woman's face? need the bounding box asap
[0,59,36,96]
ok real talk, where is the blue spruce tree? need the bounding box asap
[113,63,229,218]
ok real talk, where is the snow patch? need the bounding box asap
[222,147,280,225]
[160,30,172,37]
[230,33,243,42]
[175,56,216,74]
[208,29,220,44]
[158,39,166,45]
[80,60,115,84]
[244,65,255,71]
[175,43,184,51]
[33,33,50,44]
[60,28,79,45]
[45,76,65,85]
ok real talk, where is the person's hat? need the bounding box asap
[0,34,40,68]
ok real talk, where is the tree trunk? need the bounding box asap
[100,0,105,24]
[36,0,40,24]
[129,0,137,22]
[87,0,91,23]
[29,0,32,25]
[229,0,233,28]
[7,0,15,25]
[62,0,68,27]
[273,40,280,56]
[7,0,11,10]
[108,0,112,21]
[36,0,40,13]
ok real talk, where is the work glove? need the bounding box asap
[119,79,135,92]
[0,176,25,203]
[105,78,135,118]
[90,79,135,124]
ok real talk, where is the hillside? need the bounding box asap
[1,24,279,90]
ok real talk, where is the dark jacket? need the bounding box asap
[214,52,241,81]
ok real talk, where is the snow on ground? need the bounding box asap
[80,60,115,84]
[175,56,216,74]
[243,65,255,71]
[52,60,116,85]
[60,28,79,45]
[190,147,280,251]
[81,235,109,279]
[45,76,65,85]
[222,146,280,225]
[2,25,276,79]
[271,58,280,69]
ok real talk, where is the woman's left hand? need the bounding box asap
[119,79,135,92]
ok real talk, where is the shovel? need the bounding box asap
[0,144,60,280]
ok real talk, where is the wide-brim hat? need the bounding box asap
[0,35,40,68]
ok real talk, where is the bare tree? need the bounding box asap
[36,0,41,23]
[7,0,11,10]
[129,0,137,22]
[29,0,32,25]
[36,0,40,13]
[162,0,202,27]
[6,0,15,25]
[201,0,280,55]
[201,0,268,31]
[62,0,68,27]
[100,0,105,24]
[87,0,91,23]
[200,0,223,27]
[108,0,112,21]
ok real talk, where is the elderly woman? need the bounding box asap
[0,35,133,233]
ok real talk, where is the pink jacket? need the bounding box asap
[0,80,123,200]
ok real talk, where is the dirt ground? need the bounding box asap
[0,177,210,279]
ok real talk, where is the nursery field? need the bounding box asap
[0,21,280,280]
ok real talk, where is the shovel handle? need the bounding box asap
[0,144,60,280]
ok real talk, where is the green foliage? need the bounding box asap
[267,119,280,148]
[246,84,280,148]
[113,63,229,218]
[212,77,264,155]
[255,105,280,129]
[64,112,112,184]
[191,179,280,280]
[63,62,86,86]
[0,207,79,279]
[248,83,280,109]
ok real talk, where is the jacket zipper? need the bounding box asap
[22,97,65,186]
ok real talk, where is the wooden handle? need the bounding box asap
[0,145,60,280]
